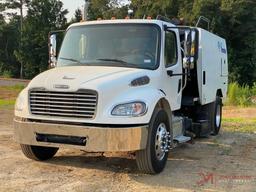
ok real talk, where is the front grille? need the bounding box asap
[29,89,97,119]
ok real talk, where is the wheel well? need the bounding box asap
[216,89,223,97]
[155,98,172,126]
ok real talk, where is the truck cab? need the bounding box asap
[14,18,228,174]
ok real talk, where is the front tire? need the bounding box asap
[20,144,59,161]
[136,109,171,174]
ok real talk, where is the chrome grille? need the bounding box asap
[29,89,97,119]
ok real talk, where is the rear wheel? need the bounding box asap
[136,109,171,174]
[20,144,58,161]
[211,96,222,135]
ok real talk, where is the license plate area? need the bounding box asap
[36,133,87,146]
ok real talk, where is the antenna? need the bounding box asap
[196,16,210,31]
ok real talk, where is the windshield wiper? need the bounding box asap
[96,58,128,63]
[59,57,84,65]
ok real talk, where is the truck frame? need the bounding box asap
[14,17,228,174]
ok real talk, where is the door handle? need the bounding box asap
[178,79,182,93]
[167,70,187,77]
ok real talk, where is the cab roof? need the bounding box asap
[68,19,176,30]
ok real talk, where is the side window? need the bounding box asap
[165,31,177,67]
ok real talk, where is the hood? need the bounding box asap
[28,66,145,91]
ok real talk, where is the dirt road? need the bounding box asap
[0,78,29,86]
[0,108,255,192]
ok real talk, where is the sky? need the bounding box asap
[61,0,85,21]
[61,0,130,21]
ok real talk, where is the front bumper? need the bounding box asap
[13,119,148,152]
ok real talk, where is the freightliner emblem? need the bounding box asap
[54,84,69,89]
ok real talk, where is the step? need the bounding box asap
[173,135,191,143]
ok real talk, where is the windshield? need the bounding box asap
[57,24,160,70]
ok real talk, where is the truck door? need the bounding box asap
[162,28,182,110]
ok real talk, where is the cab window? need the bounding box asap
[165,31,177,67]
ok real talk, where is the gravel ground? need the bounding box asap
[0,108,256,192]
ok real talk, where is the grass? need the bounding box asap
[0,84,25,91]
[226,82,256,106]
[0,84,25,108]
[0,99,16,106]
[222,117,256,134]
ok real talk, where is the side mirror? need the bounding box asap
[48,30,65,68]
[49,34,57,68]
[184,30,191,58]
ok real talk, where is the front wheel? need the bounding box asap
[20,144,59,161]
[136,109,171,174]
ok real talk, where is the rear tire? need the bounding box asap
[211,96,222,135]
[20,144,58,161]
[136,109,171,174]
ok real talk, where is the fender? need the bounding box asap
[14,87,29,118]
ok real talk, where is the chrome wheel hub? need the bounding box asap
[155,123,171,161]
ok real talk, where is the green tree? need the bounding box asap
[15,0,68,78]
[131,0,256,85]
[0,1,22,77]
[1,16,21,77]
[2,0,32,78]
[220,0,256,85]
[73,8,82,22]
[87,0,128,20]
[131,0,181,19]
[0,7,7,75]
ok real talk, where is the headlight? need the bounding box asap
[111,102,147,116]
[15,93,25,112]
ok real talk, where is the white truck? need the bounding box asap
[14,17,228,174]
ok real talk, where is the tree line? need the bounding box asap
[0,0,255,85]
